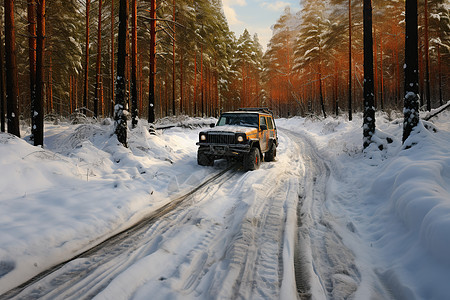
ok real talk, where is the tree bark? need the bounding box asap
[48,51,53,114]
[363,0,375,149]
[424,0,431,111]
[34,0,45,145]
[373,28,378,109]
[348,0,352,121]
[194,54,197,116]
[403,0,420,143]
[437,44,442,106]
[94,0,103,118]
[110,0,115,116]
[172,0,176,115]
[83,0,90,115]
[0,13,6,132]
[4,0,20,137]
[131,0,138,128]
[180,47,183,114]
[380,35,384,110]
[115,0,128,146]
[201,46,204,116]
[28,0,37,140]
[318,59,326,118]
[148,0,156,123]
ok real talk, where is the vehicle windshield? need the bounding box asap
[216,113,259,128]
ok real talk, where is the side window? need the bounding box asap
[266,117,274,130]
[259,116,266,129]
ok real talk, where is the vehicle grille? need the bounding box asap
[207,132,235,144]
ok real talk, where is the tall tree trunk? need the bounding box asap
[424,0,431,111]
[0,22,6,132]
[437,43,442,106]
[363,0,375,149]
[139,54,143,115]
[110,0,115,116]
[380,35,384,110]
[418,22,424,107]
[373,28,378,109]
[172,0,176,115]
[148,0,156,123]
[194,54,197,116]
[48,52,53,114]
[180,49,183,114]
[115,0,128,146]
[318,59,326,118]
[0,20,5,132]
[100,76,104,116]
[348,0,353,121]
[403,0,420,143]
[69,75,73,113]
[34,0,45,145]
[4,0,20,137]
[28,0,37,140]
[83,0,90,115]
[334,59,339,116]
[131,0,138,128]
[200,46,204,116]
[94,0,103,118]
[395,43,401,106]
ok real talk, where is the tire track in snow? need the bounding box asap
[0,165,238,300]
[3,131,304,300]
[284,129,361,300]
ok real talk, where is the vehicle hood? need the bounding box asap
[207,125,257,134]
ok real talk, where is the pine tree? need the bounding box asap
[131,0,138,127]
[4,0,20,137]
[34,0,46,146]
[94,0,103,118]
[28,0,37,141]
[115,0,128,147]
[363,0,376,149]
[0,20,5,133]
[293,0,329,118]
[403,0,420,143]
[83,0,90,115]
[148,0,156,123]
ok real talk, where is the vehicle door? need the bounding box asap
[266,116,275,140]
[259,115,269,152]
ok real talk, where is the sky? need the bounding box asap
[222,0,301,51]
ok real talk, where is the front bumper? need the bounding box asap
[196,142,251,156]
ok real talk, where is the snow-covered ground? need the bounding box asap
[0,109,449,299]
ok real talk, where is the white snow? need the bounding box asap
[0,110,449,299]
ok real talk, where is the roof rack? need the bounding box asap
[237,107,272,115]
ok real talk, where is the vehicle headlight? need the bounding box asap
[237,135,244,142]
[200,134,207,141]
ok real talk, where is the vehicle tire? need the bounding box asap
[243,147,261,171]
[264,143,277,162]
[197,151,214,166]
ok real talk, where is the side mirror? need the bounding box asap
[260,124,267,131]
[210,123,215,128]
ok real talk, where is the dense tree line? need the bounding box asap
[0,0,448,147]
[264,0,449,118]
[0,0,263,136]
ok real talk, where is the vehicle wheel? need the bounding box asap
[197,151,214,166]
[243,147,261,171]
[264,143,277,162]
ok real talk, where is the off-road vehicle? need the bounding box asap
[196,108,278,171]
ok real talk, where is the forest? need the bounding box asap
[0,0,449,143]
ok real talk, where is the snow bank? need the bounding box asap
[278,110,450,299]
[0,120,208,294]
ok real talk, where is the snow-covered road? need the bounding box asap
[2,111,450,299]
[3,129,306,299]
